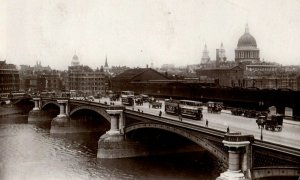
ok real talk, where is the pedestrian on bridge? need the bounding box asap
[227,126,230,133]
[159,110,162,117]
[206,119,208,127]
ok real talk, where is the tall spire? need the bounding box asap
[104,55,108,67]
[219,42,226,62]
[245,24,249,33]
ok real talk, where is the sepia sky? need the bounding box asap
[0,0,300,70]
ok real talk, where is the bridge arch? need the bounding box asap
[124,122,228,165]
[70,106,111,122]
[41,101,60,109]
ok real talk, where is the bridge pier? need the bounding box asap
[28,97,46,123]
[217,133,253,180]
[97,109,124,158]
[97,107,144,159]
[50,99,70,134]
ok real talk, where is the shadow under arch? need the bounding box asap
[124,122,228,166]
[70,105,111,123]
[41,101,60,110]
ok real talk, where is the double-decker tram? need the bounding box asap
[121,91,134,106]
[165,99,203,120]
[179,100,203,120]
[165,99,180,115]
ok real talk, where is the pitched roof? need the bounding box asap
[112,68,168,82]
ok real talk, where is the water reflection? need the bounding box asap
[0,116,218,180]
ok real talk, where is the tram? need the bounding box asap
[121,91,134,106]
[165,99,203,120]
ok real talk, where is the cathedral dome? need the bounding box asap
[237,25,257,48]
[72,54,78,60]
[71,54,80,66]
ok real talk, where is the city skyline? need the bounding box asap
[1,0,300,70]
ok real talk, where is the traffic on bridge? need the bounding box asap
[79,93,300,149]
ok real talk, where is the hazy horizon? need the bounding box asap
[1,0,300,70]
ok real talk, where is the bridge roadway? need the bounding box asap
[89,97,300,149]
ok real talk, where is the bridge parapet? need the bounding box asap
[251,166,300,179]
[223,133,254,144]
[106,105,125,111]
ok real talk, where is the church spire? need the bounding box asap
[245,24,249,33]
[104,55,108,67]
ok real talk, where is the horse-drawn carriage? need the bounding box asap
[231,108,244,116]
[243,109,258,118]
[256,114,283,131]
[207,101,222,113]
[135,97,143,106]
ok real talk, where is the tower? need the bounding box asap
[219,42,226,62]
[201,44,210,64]
[104,56,110,73]
[216,43,227,68]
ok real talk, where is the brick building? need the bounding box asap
[0,60,20,93]
[68,54,107,96]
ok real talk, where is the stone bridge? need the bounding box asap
[27,97,300,180]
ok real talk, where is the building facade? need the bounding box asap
[196,66,244,87]
[0,60,20,93]
[68,54,107,96]
[19,61,64,93]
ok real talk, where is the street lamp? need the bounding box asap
[259,100,264,141]
[260,126,263,141]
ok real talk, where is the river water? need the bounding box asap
[0,115,219,180]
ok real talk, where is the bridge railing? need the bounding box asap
[40,97,112,108]
[253,139,300,158]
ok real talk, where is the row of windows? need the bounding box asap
[69,82,104,85]
[236,51,259,58]
[69,78,105,81]
[68,87,105,90]
[69,74,104,77]
[0,87,19,91]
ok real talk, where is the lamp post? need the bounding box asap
[259,100,264,141]
[260,125,263,140]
